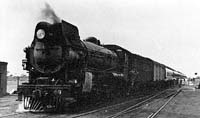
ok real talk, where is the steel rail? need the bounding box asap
[105,88,178,118]
[68,90,167,118]
[0,92,154,118]
[0,89,173,118]
[104,89,169,118]
[68,93,154,118]
[147,89,181,118]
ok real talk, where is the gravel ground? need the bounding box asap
[129,85,200,118]
[158,86,200,118]
[0,95,19,117]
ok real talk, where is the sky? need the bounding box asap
[0,0,200,77]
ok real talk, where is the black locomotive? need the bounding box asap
[18,20,185,112]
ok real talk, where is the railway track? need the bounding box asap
[64,88,173,118]
[0,88,179,118]
[68,93,158,118]
[0,92,154,118]
[146,89,181,118]
[0,91,153,118]
[104,88,181,118]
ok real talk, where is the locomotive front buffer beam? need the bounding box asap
[17,84,74,112]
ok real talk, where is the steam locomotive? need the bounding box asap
[18,20,185,112]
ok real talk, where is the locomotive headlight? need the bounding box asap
[36,29,45,39]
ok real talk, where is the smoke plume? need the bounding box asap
[40,3,61,24]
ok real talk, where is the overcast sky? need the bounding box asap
[1,0,200,77]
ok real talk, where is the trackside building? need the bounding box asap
[0,61,7,96]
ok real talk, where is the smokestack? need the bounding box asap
[40,3,61,24]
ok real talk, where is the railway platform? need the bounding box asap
[0,85,200,118]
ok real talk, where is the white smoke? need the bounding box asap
[40,3,61,24]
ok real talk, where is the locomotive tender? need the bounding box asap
[18,20,184,111]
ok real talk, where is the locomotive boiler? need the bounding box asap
[18,20,122,111]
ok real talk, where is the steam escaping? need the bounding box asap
[40,3,61,24]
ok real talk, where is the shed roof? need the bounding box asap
[0,61,8,65]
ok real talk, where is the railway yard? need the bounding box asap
[0,84,199,118]
[0,16,192,118]
[2,1,200,118]
[0,17,195,118]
